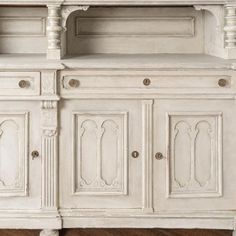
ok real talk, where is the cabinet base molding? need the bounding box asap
[0,218,61,230]
[61,216,235,230]
[0,210,61,229]
[40,230,59,236]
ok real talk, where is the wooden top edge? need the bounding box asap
[0,54,234,70]
[0,0,228,6]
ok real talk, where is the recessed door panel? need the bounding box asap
[60,100,143,210]
[0,101,41,209]
[154,100,236,211]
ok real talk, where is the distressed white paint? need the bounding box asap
[60,100,142,209]
[153,100,236,212]
[0,7,47,54]
[72,111,128,195]
[167,112,222,198]
[0,102,41,209]
[67,7,204,55]
[0,2,235,236]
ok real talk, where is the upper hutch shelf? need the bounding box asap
[0,53,233,70]
[0,0,235,62]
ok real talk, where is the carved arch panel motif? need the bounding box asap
[72,111,127,195]
[0,112,28,196]
[168,112,222,198]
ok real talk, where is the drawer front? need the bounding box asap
[0,72,40,96]
[60,72,232,94]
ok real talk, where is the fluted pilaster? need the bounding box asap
[41,101,58,209]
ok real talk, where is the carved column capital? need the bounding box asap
[194,5,224,30]
[41,100,58,133]
[43,129,58,138]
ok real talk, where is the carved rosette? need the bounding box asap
[47,5,63,59]
[41,101,58,209]
[224,5,236,48]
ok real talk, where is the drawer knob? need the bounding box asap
[143,78,151,86]
[131,151,139,158]
[69,79,79,88]
[155,152,164,160]
[18,80,28,88]
[31,150,39,159]
[218,79,227,87]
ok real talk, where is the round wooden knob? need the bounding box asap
[18,80,28,88]
[218,79,227,87]
[69,79,79,88]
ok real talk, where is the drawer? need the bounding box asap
[60,73,232,93]
[0,72,40,96]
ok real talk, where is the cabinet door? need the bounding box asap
[154,99,236,212]
[60,100,143,210]
[0,101,41,209]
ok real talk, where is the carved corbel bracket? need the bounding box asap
[41,101,58,134]
[41,100,57,110]
[194,5,224,31]
[194,4,229,58]
[61,5,90,31]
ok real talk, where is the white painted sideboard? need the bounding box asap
[0,1,236,236]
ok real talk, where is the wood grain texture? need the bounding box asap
[60,229,233,236]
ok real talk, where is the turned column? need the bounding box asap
[47,5,63,59]
[224,5,236,48]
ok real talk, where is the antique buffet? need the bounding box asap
[0,0,235,235]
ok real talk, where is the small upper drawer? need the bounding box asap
[60,73,232,93]
[0,72,40,96]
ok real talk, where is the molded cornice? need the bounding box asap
[0,0,229,6]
